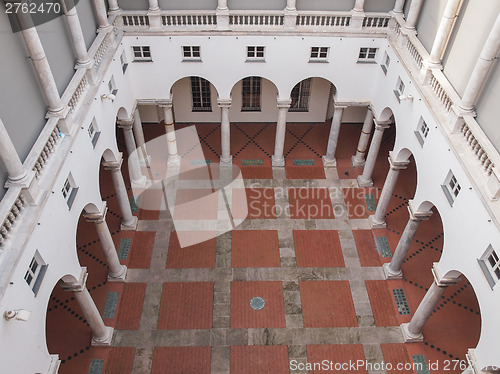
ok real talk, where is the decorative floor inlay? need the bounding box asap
[412,354,431,374]
[242,159,264,166]
[364,193,377,211]
[189,159,212,166]
[392,288,411,315]
[130,195,140,212]
[102,292,119,318]
[88,359,104,374]
[118,238,131,260]
[377,236,393,257]
[250,297,265,310]
[292,159,315,166]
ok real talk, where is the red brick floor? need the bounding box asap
[231,230,280,268]
[288,188,335,219]
[285,160,326,179]
[128,231,155,269]
[152,347,211,374]
[115,283,147,330]
[231,281,286,328]
[230,345,289,374]
[174,189,218,220]
[105,347,136,374]
[300,281,357,327]
[352,230,381,267]
[158,282,214,330]
[307,344,368,374]
[293,230,345,267]
[232,187,276,220]
[365,280,399,326]
[166,231,216,268]
[380,343,413,374]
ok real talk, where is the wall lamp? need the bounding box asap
[101,93,116,102]
[4,309,31,322]
[399,94,414,102]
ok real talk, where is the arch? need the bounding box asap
[82,202,101,215]
[286,76,338,103]
[394,147,413,163]
[416,199,435,213]
[378,106,394,122]
[116,107,130,122]
[101,148,119,163]
[229,74,280,100]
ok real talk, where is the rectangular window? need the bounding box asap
[441,171,461,206]
[191,77,212,112]
[132,46,152,61]
[479,246,500,288]
[182,46,201,61]
[246,46,265,61]
[241,77,261,111]
[24,251,47,296]
[108,77,118,96]
[88,118,101,148]
[358,47,378,62]
[290,78,312,112]
[309,47,329,62]
[381,52,390,74]
[414,118,429,146]
[394,77,405,101]
[120,52,128,73]
[62,173,78,209]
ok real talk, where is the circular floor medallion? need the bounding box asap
[250,296,265,310]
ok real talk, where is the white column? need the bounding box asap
[427,0,462,67]
[108,0,120,12]
[383,201,432,279]
[61,0,91,66]
[404,0,424,30]
[117,121,146,187]
[369,152,409,228]
[352,108,374,167]
[286,0,297,10]
[323,105,346,167]
[357,121,390,187]
[147,0,162,29]
[92,0,110,29]
[401,265,460,342]
[393,0,406,13]
[0,118,27,184]
[102,156,138,231]
[148,0,159,11]
[272,99,292,167]
[15,10,65,115]
[216,0,230,29]
[60,268,113,346]
[217,0,228,10]
[353,0,365,12]
[132,108,150,167]
[84,205,127,281]
[460,13,500,111]
[160,101,181,166]
[218,99,233,165]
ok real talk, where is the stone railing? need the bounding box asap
[429,71,454,112]
[405,34,424,69]
[66,70,89,113]
[363,14,390,28]
[0,189,27,247]
[90,31,110,71]
[295,11,350,28]
[460,116,497,176]
[32,124,62,179]
[229,11,284,27]
[162,12,217,27]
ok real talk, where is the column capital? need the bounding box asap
[218,98,232,108]
[60,267,88,292]
[432,263,461,287]
[102,153,124,171]
[374,120,391,131]
[277,99,292,108]
[158,99,173,108]
[117,118,134,129]
[83,202,108,223]
[333,103,349,110]
[388,151,410,170]
[407,200,432,221]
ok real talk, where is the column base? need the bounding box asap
[91,326,114,346]
[107,265,127,282]
[167,154,181,166]
[272,155,285,167]
[351,155,366,167]
[120,216,138,231]
[369,214,387,228]
[220,155,233,166]
[322,155,336,167]
[47,354,60,374]
[357,175,373,187]
[382,263,403,279]
[140,154,152,168]
[131,176,148,190]
[400,323,423,343]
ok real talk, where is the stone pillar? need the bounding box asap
[218,99,233,166]
[217,0,228,9]
[404,0,424,30]
[353,0,365,12]
[284,0,298,28]
[460,13,500,111]
[15,10,65,116]
[60,268,113,346]
[133,108,150,167]
[148,0,159,10]
[323,105,346,167]
[0,118,27,184]
[216,0,229,30]
[84,205,127,281]
[148,0,162,29]
[160,101,181,166]
[117,120,146,187]
[102,155,138,231]
[350,0,365,28]
[393,0,406,13]
[352,107,374,167]
[369,152,410,228]
[401,264,460,342]
[383,201,432,279]
[108,0,120,12]
[272,99,292,167]
[92,0,111,29]
[357,121,390,187]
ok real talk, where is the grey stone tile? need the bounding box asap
[286,315,304,328]
[139,283,162,331]
[212,317,231,328]
[287,345,307,358]
[214,304,231,318]
[214,292,231,304]
[152,330,181,346]
[279,247,296,258]
[131,347,153,374]
[211,346,230,373]
[283,280,300,291]
[232,268,248,281]
[226,329,248,345]
[214,281,231,293]
[210,328,227,346]
[284,291,302,315]
[281,257,297,268]
[297,268,325,281]
[357,315,376,327]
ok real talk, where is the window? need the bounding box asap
[290,78,312,112]
[132,46,152,61]
[241,77,261,111]
[247,46,265,61]
[394,77,405,101]
[381,52,390,74]
[24,251,47,296]
[62,173,78,209]
[88,118,101,147]
[120,52,128,73]
[191,77,212,112]
[358,47,378,62]
[108,77,118,96]
[182,46,201,61]
[310,47,329,62]
[479,246,500,288]
[441,171,461,205]
[414,118,429,146]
